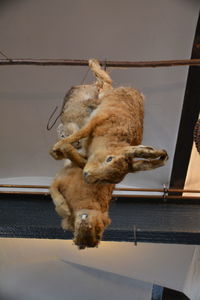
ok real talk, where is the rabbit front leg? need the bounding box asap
[50,112,110,162]
[50,179,71,218]
[50,143,86,168]
[50,120,94,161]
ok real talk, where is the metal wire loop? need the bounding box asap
[46,106,62,130]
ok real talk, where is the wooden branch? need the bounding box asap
[0,58,200,67]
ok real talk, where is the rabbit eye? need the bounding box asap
[81,214,88,220]
[106,156,114,163]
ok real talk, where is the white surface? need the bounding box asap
[0,0,199,188]
[0,238,199,297]
[184,247,200,300]
[0,261,152,300]
[0,239,154,300]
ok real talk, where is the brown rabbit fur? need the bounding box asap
[50,65,114,249]
[51,59,168,184]
[57,84,99,151]
[50,164,114,249]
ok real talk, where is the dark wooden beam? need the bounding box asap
[170,13,200,190]
[151,285,164,300]
[162,288,189,300]
[1,194,200,244]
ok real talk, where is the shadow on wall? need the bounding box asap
[61,259,151,289]
[0,0,24,13]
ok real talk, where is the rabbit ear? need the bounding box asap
[123,145,169,172]
[130,157,168,172]
[124,145,168,159]
[101,213,111,227]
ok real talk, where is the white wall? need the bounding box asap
[1,239,200,300]
[0,239,153,300]
[0,0,199,189]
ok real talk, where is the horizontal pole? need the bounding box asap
[0,190,199,200]
[0,184,49,189]
[0,58,200,68]
[115,187,200,193]
[0,184,199,194]
[115,194,200,200]
[0,191,49,195]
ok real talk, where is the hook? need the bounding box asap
[162,184,168,201]
[133,225,137,246]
